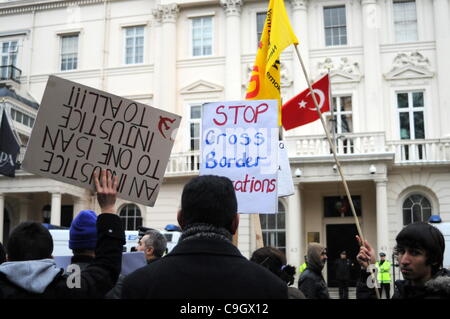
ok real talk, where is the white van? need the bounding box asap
[49,229,139,256]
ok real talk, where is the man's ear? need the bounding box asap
[177,210,185,230]
[230,213,239,235]
[146,247,154,257]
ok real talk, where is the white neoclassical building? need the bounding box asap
[0,0,449,286]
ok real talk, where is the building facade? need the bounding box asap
[0,0,449,285]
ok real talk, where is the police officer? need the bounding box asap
[376,252,391,298]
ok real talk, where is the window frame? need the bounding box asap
[323,5,348,47]
[187,103,202,152]
[123,25,145,65]
[396,90,425,140]
[392,0,418,43]
[259,201,286,253]
[59,33,79,72]
[190,15,214,57]
[256,12,267,49]
[402,193,432,225]
[119,203,143,231]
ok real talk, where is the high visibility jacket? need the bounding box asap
[299,263,307,274]
[376,260,391,283]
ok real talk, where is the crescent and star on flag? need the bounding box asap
[297,89,326,111]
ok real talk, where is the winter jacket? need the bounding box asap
[356,268,450,299]
[0,214,125,299]
[376,260,391,283]
[298,268,330,299]
[122,225,288,299]
[335,258,352,281]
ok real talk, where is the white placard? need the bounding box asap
[200,100,279,214]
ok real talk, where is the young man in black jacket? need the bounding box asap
[298,242,330,299]
[356,222,450,299]
[122,175,288,299]
[0,170,125,299]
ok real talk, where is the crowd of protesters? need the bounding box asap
[0,171,448,299]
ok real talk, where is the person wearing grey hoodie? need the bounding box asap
[0,170,125,299]
[298,242,330,299]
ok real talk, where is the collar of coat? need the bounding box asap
[395,268,450,298]
[166,236,245,259]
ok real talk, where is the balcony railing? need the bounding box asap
[386,139,450,164]
[285,132,387,157]
[0,65,22,83]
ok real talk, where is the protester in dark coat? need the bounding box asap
[356,222,450,299]
[250,246,305,299]
[335,250,353,299]
[69,210,98,271]
[298,243,330,299]
[121,175,288,299]
[0,170,125,299]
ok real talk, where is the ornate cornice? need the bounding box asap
[220,0,242,16]
[153,3,179,24]
[0,0,108,16]
[290,0,308,11]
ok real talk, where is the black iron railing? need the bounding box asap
[0,65,22,83]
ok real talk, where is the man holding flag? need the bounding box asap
[245,0,299,125]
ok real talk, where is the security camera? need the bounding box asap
[369,164,376,174]
[332,164,337,172]
[294,168,302,177]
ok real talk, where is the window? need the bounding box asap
[256,12,267,48]
[260,202,286,253]
[325,96,353,153]
[402,194,432,225]
[1,41,18,79]
[189,104,201,151]
[393,0,418,43]
[60,35,78,71]
[192,16,212,56]
[124,26,144,64]
[324,196,362,217]
[10,108,35,128]
[324,6,347,46]
[397,91,425,160]
[119,204,143,230]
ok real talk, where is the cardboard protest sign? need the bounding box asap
[22,76,181,206]
[277,140,294,197]
[200,100,278,214]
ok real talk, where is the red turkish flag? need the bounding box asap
[281,74,330,130]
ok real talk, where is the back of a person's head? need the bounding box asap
[181,175,237,231]
[396,222,445,275]
[69,210,97,253]
[250,247,287,278]
[7,222,53,261]
[144,229,167,257]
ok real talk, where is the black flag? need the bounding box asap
[0,111,20,177]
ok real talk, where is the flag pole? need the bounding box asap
[293,44,381,299]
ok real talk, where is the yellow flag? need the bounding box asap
[245,0,298,126]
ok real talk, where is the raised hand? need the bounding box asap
[94,169,119,214]
[356,235,376,269]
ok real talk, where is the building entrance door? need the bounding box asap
[326,224,359,287]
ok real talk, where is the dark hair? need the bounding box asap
[143,230,167,257]
[7,222,53,261]
[181,175,237,232]
[0,242,6,264]
[250,246,296,286]
[395,222,445,275]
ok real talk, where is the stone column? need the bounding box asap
[433,0,450,137]
[0,194,4,242]
[50,192,62,226]
[375,179,389,255]
[73,197,90,219]
[361,0,383,132]
[221,0,243,99]
[152,8,163,109]
[290,0,309,94]
[287,183,302,267]
[157,4,179,115]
